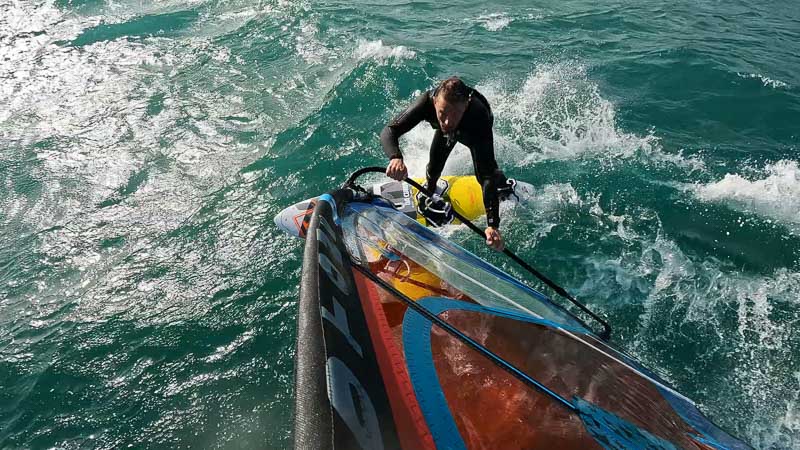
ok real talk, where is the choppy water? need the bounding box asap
[1,0,799,448]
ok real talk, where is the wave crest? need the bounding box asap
[693,160,800,231]
[736,72,789,89]
[354,39,416,62]
[476,13,512,31]
[478,63,660,165]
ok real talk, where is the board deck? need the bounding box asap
[275,176,531,238]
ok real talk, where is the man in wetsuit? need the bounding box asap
[381,76,509,251]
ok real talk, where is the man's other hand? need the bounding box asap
[485,227,504,252]
[386,158,408,181]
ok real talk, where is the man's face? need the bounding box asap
[433,95,467,133]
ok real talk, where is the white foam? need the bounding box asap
[476,63,662,165]
[692,160,800,231]
[295,18,333,64]
[476,13,512,31]
[752,371,800,449]
[571,201,800,448]
[354,39,416,62]
[737,72,789,89]
[0,2,294,331]
[204,330,255,362]
[524,12,545,20]
[469,10,542,31]
[519,182,582,211]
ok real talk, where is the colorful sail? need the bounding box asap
[290,188,750,450]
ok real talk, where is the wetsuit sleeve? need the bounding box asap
[473,122,502,229]
[482,177,501,229]
[380,92,429,160]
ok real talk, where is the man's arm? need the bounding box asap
[380,92,429,160]
[470,112,506,251]
[481,169,505,252]
[473,122,502,230]
[481,176,501,229]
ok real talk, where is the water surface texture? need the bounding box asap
[2,0,799,448]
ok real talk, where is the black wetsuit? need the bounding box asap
[380,88,506,228]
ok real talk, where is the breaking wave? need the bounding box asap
[692,160,800,232]
[475,13,512,31]
[354,39,416,62]
[736,72,790,89]
[478,63,659,165]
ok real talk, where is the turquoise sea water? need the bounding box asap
[1,0,799,448]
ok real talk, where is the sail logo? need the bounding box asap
[317,213,385,449]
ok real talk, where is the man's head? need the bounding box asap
[433,77,470,133]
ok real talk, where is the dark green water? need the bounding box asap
[1,0,799,448]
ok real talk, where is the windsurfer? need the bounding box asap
[380,77,510,251]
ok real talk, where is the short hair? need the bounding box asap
[436,76,470,103]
